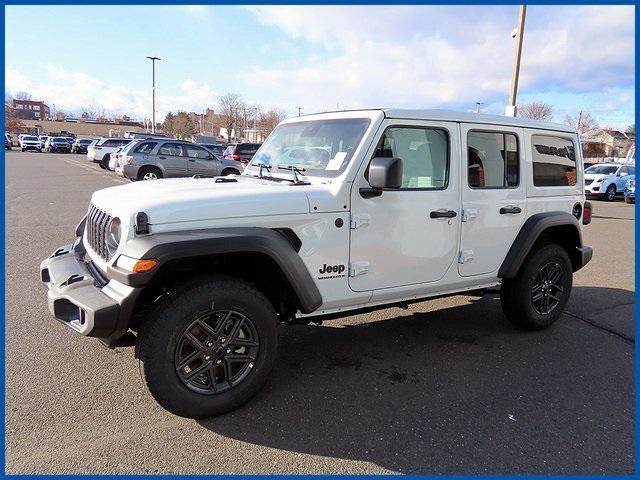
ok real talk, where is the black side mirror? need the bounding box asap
[361,157,403,198]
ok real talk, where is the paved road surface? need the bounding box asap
[5,151,634,474]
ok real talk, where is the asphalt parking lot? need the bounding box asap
[5,150,635,474]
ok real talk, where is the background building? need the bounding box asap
[12,99,51,120]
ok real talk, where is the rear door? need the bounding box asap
[157,142,187,177]
[185,144,219,176]
[458,124,526,277]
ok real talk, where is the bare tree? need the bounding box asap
[564,111,599,137]
[14,91,32,100]
[517,102,553,121]
[258,109,287,137]
[218,93,243,141]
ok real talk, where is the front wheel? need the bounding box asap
[137,276,278,418]
[501,243,572,330]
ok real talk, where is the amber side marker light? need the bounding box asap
[133,259,159,273]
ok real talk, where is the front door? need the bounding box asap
[349,120,460,292]
[458,124,527,277]
[185,144,219,176]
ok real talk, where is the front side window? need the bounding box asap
[532,135,577,186]
[372,126,449,189]
[467,131,519,188]
[248,118,371,177]
[185,145,211,159]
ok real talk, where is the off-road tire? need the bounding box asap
[137,276,278,419]
[605,184,616,201]
[500,243,572,330]
[137,166,163,181]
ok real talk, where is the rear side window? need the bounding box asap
[532,135,577,186]
[185,145,211,158]
[467,131,519,188]
[238,145,258,154]
[134,142,157,154]
[159,143,184,156]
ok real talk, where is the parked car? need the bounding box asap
[71,138,93,154]
[20,135,42,152]
[39,135,50,150]
[121,140,242,180]
[44,137,72,153]
[87,137,132,169]
[40,109,593,419]
[624,175,635,204]
[223,143,261,164]
[584,163,635,201]
[5,133,12,150]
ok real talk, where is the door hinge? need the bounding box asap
[461,209,478,222]
[349,261,369,277]
[458,250,474,264]
[350,214,371,230]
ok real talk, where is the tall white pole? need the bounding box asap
[146,56,161,133]
[506,6,526,117]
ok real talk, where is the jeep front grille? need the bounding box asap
[86,204,113,261]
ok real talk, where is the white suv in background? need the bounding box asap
[19,135,42,152]
[87,137,132,169]
[584,163,635,201]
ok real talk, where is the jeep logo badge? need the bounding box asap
[318,263,346,279]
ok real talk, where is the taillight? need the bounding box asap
[582,201,592,225]
[225,154,241,161]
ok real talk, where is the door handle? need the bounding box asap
[158,156,166,159]
[499,206,522,214]
[430,209,457,219]
[188,159,195,162]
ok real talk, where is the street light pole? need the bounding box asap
[505,5,526,117]
[146,56,161,133]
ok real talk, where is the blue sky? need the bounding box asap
[5,5,635,130]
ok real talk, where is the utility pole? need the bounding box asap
[296,106,303,117]
[505,5,527,117]
[475,102,483,114]
[146,56,161,133]
[577,110,583,134]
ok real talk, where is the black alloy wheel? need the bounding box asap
[531,261,564,315]
[174,309,260,395]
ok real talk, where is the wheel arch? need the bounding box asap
[108,227,322,319]
[498,212,591,279]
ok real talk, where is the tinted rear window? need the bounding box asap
[531,135,577,187]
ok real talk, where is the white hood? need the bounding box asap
[90,176,311,225]
[584,173,610,181]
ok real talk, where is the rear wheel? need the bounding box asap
[137,276,278,418]
[605,184,616,201]
[501,243,572,330]
[137,166,163,181]
[221,168,239,176]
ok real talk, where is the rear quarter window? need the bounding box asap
[531,135,577,187]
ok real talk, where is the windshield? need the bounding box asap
[585,165,618,175]
[247,118,371,177]
[52,137,66,142]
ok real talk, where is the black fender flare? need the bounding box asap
[498,211,591,279]
[107,227,322,314]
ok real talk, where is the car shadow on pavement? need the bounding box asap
[198,288,634,474]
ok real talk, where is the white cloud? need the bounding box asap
[242,5,634,113]
[5,66,217,121]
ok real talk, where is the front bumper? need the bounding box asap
[22,145,41,151]
[40,242,139,344]
[584,184,602,194]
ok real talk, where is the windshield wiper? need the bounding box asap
[277,165,309,185]
[253,162,272,178]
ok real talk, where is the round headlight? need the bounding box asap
[106,217,121,257]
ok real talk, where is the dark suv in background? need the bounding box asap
[223,143,261,164]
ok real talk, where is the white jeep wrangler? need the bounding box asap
[41,109,593,418]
